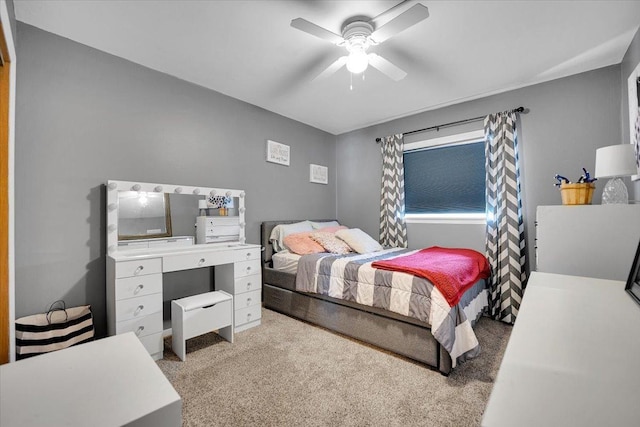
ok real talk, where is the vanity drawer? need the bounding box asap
[138,332,164,356]
[115,311,162,337]
[234,247,261,262]
[163,250,236,273]
[115,258,162,279]
[116,294,162,322]
[114,274,162,301]
[233,274,262,294]
[234,289,261,311]
[234,259,261,279]
[235,304,262,328]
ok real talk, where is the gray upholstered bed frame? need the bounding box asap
[260,220,454,375]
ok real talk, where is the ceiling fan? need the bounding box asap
[291,1,429,82]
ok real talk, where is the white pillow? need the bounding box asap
[270,221,313,252]
[310,220,340,230]
[335,228,383,254]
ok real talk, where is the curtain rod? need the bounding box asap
[375,106,526,143]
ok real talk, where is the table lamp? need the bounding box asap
[594,144,636,204]
[198,199,208,216]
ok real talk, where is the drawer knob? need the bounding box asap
[198,258,206,266]
[246,266,251,273]
[247,297,251,305]
[134,305,144,315]
[134,265,144,275]
[247,313,252,320]
[134,284,144,294]
[246,252,251,258]
[246,282,251,290]
[136,326,145,335]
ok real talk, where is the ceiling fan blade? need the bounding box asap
[291,18,344,45]
[370,3,429,44]
[368,53,407,81]
[369,0,416,27]
[313,56,348,81]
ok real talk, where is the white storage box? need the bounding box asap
[171,290,233,361]
[196,216,240,244]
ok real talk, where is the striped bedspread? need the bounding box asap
[295,248,488,367]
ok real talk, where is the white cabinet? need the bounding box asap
[536,205,640,280]
[107,257,164,360]
[216,249,262,332]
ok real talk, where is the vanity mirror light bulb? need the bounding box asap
[225,191,232,197]
[174,187,183,193]
[108,203,117,211]
[239,207,246,213]
[239,222,246,228]
[239,192,245,198]
[108,245,116,253]
[209,190,217,196]
[107,182,117,190]
[108,224,116,232]
[193,188,200,195]
[154,186,163,192]
[132,184,141,191]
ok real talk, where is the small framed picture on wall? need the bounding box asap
[266,140,290,166]
[310,164,328,184]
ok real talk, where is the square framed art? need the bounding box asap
[266,140,290,166]
[310,164,328,184]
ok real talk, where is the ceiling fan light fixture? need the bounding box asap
[292,3,428,81]
[346,49,369,74]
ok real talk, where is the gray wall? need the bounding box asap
[621,25,640,202]
[14,23,337,336]
[336,65,622,271]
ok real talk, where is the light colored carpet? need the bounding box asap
[157,308,511,427]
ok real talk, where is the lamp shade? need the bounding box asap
[594,144,636,178]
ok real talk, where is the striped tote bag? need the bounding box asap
[15,301,95,360]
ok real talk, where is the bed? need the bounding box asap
[261,220,488,375]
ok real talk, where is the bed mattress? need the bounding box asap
[271,250,301,275]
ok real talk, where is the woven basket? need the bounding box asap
[560,183,595,205]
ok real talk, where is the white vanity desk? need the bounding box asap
[105,180,262,360]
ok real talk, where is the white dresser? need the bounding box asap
[536,205,640,280]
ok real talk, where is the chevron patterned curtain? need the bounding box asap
[379,134,408,248]
[484,112,526,324]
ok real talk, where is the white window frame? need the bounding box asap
[403,129,486,225]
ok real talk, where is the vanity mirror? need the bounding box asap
[118,192,172,240]
[106,180,246,254]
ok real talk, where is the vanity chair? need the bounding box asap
[105,180,262,360]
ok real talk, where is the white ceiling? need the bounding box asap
[14,0,640,135]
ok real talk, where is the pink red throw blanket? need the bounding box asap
[371,247,490,307]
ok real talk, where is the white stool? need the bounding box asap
[171,290,233,361]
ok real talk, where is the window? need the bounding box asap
[403,130,486,223]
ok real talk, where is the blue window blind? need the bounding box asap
[404,141,486,214]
